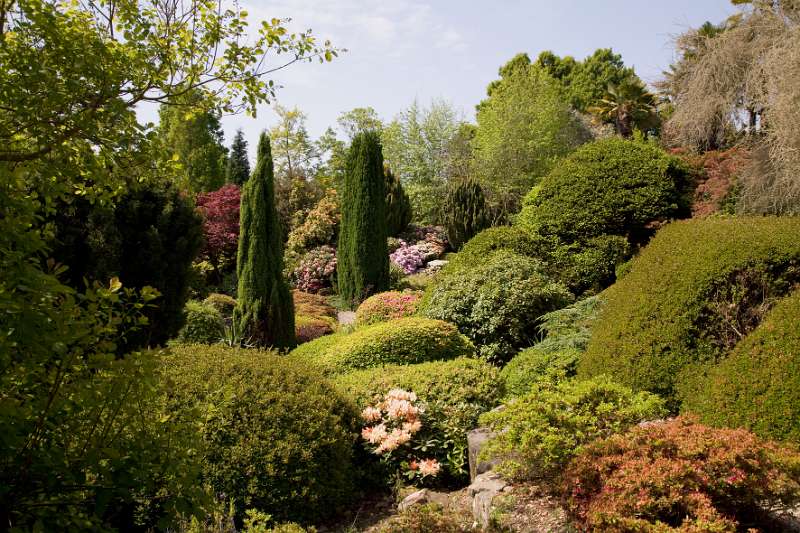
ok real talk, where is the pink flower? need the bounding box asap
[418,458,441,477]
[403,419,422,434]
[362,423,387,445]
[361,406,382,423]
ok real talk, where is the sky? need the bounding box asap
[143,0,737,161]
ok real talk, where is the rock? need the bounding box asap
[468,472,508,529]
[337,310,356,326]
[397,489,451,512]
[467,427,499,481]
[426,259,449,269]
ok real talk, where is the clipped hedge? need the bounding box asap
[334,357,503,482]
[355,290,422,326]
[442,226,539,275]
[680,290,800,442]
[580,217,800,408]
[501,348,579,397]
[175,300,225,344]
[163,344,357,525]
[420,250,573,363]
[289,317,474,375]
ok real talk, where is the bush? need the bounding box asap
[164,344,358,525]
[334,357,503,483]
[384,166,412,237]
[580,217,800,408]
[479,377,666,482]
[290,317,474,375]
[376,504,469,533]
[442,179,489,251]
[516,138,691,246]
[501,348,578,397]
[680,289,800,442]
[289,245,337,293]
[203,293,237,318]
[355,290,422,326]
[563,416,800,532]
[420,250,573,363]
[442,226,539,275]
[196,184,241,279]
[534,295,602,354]
[285,188,339,257]
[292,291,337,344]
[176,300,225,344]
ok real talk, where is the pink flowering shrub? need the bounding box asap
[402,224,449,248]
[355,290,422,326]
[290,245,337,293]
[360,389,441,484]
[390,241,427,274]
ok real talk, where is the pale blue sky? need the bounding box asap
[146,0,738,159]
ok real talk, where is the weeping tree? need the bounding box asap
[442,179,490,250]
[338,131,390,307]
[384,165,412,236]
[234,133,296,349]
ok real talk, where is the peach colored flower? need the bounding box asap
[362,423,387,445]
[409,460,419,471]
[403,420,422,434]
[386,388,417,402]
[386,399,418,420]
[361,406,382,423]
[418,458,441,477]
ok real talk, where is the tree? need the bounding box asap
[315,126,348,189]
[442,179,489,250]
[338,106,383,139]
[338,131,390,307]
[384,166,412,236]
[196,184,241,280]
[226,129,251,185]
[235,133,296,349]
[589,78,659,137]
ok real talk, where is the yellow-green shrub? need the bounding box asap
[176,300,225,344]
[580,217,800,408]
[202,293,237,318]
[163,344,358,525]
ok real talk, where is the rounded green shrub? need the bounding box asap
[501,347,579,397]
[176,300,225,344]
[679,290,800,442]
[420,250,573,363]
[163,344,358,525]
[334,357,503,483]
[442,226,540,275]
[203,293,236,318]
[516,138,691,245]
[580,217,800,408]
[290,317,474,375]
[355,290,422,326]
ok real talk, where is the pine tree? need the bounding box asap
[338,131,390,307]
[234,133,296,349]
[226,129,251,185]
[384,166,412,236]
[442,179,489,250]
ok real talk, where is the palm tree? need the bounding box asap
[589,78,659,137]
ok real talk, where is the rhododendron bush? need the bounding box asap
[563,416,800,532]
[290,245,337,293]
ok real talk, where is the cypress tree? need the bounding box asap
[338,131,390,307]
[442,179,490,250]
[234,133,296,349]
[226,129,251,185]
[384,165,412,236]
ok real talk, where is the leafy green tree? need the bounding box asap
[337,106,384,139]
[226,129,251,185]
[316,126,348,189]
[589,78,659,137]
[338,131,390,307]
[235,133,296,349]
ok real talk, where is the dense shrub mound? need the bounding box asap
[163,345,358,524]
[334,358,503,483]
[479,377,665,482]
[580,217,800,407]
[175,300,225,344]
[355,290,422,326]
[290,317,474,375]
[564,416,800,532]
[441,226,540,275]
[501,348,578,397]
[202,293,237,318]
[680,290,800,442]
[420,250,573,363]
[293,291,337,343]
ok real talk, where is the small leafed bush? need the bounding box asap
[176,300,225,344]
[534,295,602,354]
[479,376,666,482]
[376,504,468,533]
[163,344,358,525]
[290,317,474,375]
[442,226,539,275]
[563,416,800,532]
[420,250,573,363]
[203,293,237,318]
[285,188,339,257]
[355,290,422,326]
[680,289,800,442]
[501,348,579,397]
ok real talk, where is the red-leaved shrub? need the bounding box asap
[356,290,422,326]
[196,184,241,273]
[683,148,747,217]
[563,416,800,532]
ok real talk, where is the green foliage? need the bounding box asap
[442,179,489,251]
[355,290,422,326]
[517,138,691,246]
[337,131,390,307]
[376,504,468,533]
[164,344,358,525]
[285,188,339,260]
[176,300,225,344]
[501,348,579,397]
[580,217,800,408]
[226,129,251,186]
[334,357,503,483]
[235,133,296,349]
[479,377,666,482]
[564,416,800,532]
[442,226,539,275]
[534,295,602,353]
[384,166,413,236]
[203,293,237,318]
[680,290,800,442]
[290,317,475,375]
[420,250,573,363]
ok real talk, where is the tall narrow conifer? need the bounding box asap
[338,131,390,307]
[235,133,295,348]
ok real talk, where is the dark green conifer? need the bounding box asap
[234,133,296,349]
[338,131,390,307]
[226,129,251,185]
[442,179,490,250]
[384,165,412,236]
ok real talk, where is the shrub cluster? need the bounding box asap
[420,250,573,363]
[293,291,338,344]
[289,245,337,293]
[479,377,666,482]
[563,416,800,532]
[355,290,422,326]
[285,188,339,258]
[580,216,800,408]
[163,344,358,525]
[680,289,800,442]
[290,317,474,375]
[176,300,225,344]
[203,293,237,318]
